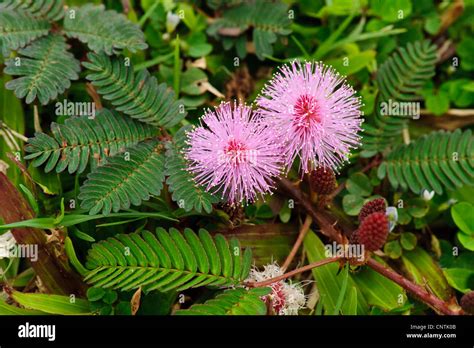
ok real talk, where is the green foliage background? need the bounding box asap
[0,0,473,316]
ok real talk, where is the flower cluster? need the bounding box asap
[258,60,363,174]
[247,263,306,315]
[185,60,363,204]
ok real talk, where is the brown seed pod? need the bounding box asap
[309,166,336,195]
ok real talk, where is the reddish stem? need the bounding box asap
[0,173,86,296]
[281,215,312,271]
[278,178,343,243]
[367,258,462,315]
[248,257,340,288]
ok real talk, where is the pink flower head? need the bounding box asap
[185,101,283,204]
[257,60,363,174]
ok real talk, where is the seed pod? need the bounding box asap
[357,212,389,251]
[359,198,387,223]
[309,166,336,195]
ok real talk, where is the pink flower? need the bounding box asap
[185,101,283,204]
[257,60,363,174]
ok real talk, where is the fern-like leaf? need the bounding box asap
[1,0,65,21]
[207,1,291,60]
[377,129,474,195]
[361,110,406,153]
[376,40,437,102]
[4,34,80,105]
[84,228,253,292]
[165,126,219,214]
[175,287,270,315]
[83,52,185,128]
[362,40,437,154]
[25,109,158,174]
[78,140,165,215]
[206,0,246,10]
[0,8,50,55]
[63,4,147,55]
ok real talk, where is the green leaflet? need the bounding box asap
[83,53,185,128]
[362,40,437,154]
[0,8,50,55]
[378,129,474,195]
[1,0,65,21]
[4,34,80,105]
[401,247,454,301]
[164,126,219,213]
[78,140,166,215]
[207,1,291,60]
[10,290,92,315]
[344,287,358,315]
[376,40,437,102]
[63,4,147,55]
[0,297,46,315]
[352,257,407,311]
[84,228,253,292]
[24,109,158,174]
[0,212,177,232]
[442,268,474,293]
[451,202,474,251]
[175,287,270,315]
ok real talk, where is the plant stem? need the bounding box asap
[85,83,102,110]
[248,257,340,288]
[420,108,474,117]
[173,35,181,96]
[33,105,42,133]
[134,52,174,71]
[281,215,312,271]
[138,0,159,28]
[278,178,343,243]
[367,258,462,315]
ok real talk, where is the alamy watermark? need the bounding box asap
[55,99,96,119]
[325,241,365,262]
[18,322,55,341]
[217,148,258,165]
[0,243,38,262]
[380,99,420,120]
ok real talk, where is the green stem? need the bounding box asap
[173,35,181,96]
[138,0,160,28]
[134,51,174,71]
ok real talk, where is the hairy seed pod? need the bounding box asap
[359,198,387,223]
[357,212,389,251]
[309,166,336,195]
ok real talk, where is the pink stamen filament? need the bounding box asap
[293,94,321,127]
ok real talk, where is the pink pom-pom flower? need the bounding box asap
[257,60,363,174]
[185,101,284,204]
